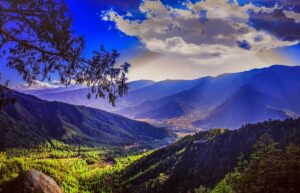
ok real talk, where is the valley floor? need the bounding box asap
[0,141,150,193]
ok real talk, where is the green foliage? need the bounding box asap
[194,185,210,193]
[157,173,168,184]
[0,143,148,193]
[215,135,300,193]
[144,173,169,192]
[211,180,233,193]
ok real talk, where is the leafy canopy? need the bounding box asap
[0,0,130,106]
[215,135,300,193]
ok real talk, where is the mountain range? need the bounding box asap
[19,65,300,130]
[0,90,171,150]
[19,80,157,111]
[118,65,300,129]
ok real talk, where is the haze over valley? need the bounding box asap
[18,65,300,136]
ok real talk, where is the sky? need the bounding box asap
[2,0,300,84]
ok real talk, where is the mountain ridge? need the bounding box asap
[118,65,300,129]
[16,65,300,130]
[0,89,171,150]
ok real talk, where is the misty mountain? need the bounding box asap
[135,100,193,119]
[18,65,300,130]
[128,80,156,90]
[22,85,84,96]
[119,65,300,129]
[116,77,211,117]
[193,85,293,129]
[21,78,205,112]
[121,78,206,105]
[20,80,156,111]
[0,90,171,150]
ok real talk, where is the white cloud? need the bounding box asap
[14,80,64,90]
[283,10,300,23]
[101,0,299,80]
[126,49,295,81]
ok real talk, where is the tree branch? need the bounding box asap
[0,28,61,56]
[0,7,45,15]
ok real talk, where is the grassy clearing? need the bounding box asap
[0,140,150,193]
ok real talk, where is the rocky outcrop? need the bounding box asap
[2,169,63,193]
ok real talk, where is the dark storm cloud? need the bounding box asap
[239,0,300,11]
[249,9,300,41]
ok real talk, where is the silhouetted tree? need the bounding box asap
[0,0,130,107]
[222,135,300,193]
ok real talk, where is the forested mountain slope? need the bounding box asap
[119,118,300,193]
[0,90,171,150]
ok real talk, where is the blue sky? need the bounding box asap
[69,0,300,81]
[2,0,300,84]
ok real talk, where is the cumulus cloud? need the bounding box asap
[14,80,64,90]
[283,10,300,23]
[14,80,81,91]
[101,0,300,80]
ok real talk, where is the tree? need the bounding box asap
[0,0,130,106]
[242,134,281,193]
[222,135,300,193]
[194,185,210,193]
[211,180,233,193]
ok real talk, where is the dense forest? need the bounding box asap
[208,135,300,193]
[1,118,300,193]
[119,118,300,193]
